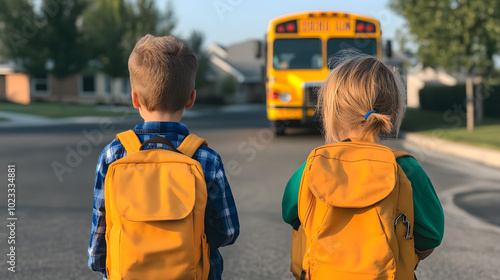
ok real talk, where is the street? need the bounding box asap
[1,105,499,280]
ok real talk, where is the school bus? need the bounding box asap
[263,11,384,135]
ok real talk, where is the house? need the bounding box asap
[0,58,30,104]
[406,63,458,108]
[29,73,132,105]
[0,53,132,105]
[201,40,265,104]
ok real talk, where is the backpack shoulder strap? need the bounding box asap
[392,149,414,160]
[116,130,141,154]
[177,134,208,157]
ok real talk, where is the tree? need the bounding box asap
[0,0,91,78]
[130,0,175,40]
[186,30,209,89]
[82,0,176,78]
[0,0,91,103]
[221,74,238,95]
[0,0,49,76]
[82,0,132,78]
[0,0,205,102]
[390,0,500,130]
[43,0,90,78]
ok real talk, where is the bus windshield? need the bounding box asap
[273,38,322,70]
[327,38,377,62]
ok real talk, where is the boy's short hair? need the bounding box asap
[128,34,198,113]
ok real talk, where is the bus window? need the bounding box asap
[327,38,377,65]
[273,38,322,70]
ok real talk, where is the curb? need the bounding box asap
[0,114,138,128]
[439,184,500,234]
[401,132,500,169]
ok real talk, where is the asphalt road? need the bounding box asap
[0,105,499,280]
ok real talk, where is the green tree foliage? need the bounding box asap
[0,0,207,86]
[82,0,132,77]
[0,0,45,73]
[221,74,238,95]
[0,0,90,78]
[131,0,175,39]
[186,30,208,88]
[43,0,90,78]
[83,0,176,78]
[391,0,500,129]
[390,0,500,75]
[0,0,50,76]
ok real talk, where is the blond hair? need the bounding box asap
[128,34,197,113]
[318,54,406,143]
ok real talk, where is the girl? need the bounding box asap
[282,54,444,279]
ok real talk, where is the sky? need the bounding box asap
[163,0,407,49]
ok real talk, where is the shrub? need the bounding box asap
[221,75,238,95]
[419,84,500,118]
[482,85,500,118]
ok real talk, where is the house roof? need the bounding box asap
[207,40,264,83]
[0,56,15,75]
[407,63,458,86]
[382,49,412,68]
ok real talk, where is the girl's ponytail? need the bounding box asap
[361,112,392,142]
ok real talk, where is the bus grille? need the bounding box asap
[305,86,321,106]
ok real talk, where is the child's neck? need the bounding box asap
[343,129,364,141]
[139,108,184,123]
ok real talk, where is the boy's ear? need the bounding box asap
[131,90,141,109]
[185,90,196,110]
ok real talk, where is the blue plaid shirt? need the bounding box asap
[88,122,240,280]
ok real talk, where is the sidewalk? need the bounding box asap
[0,104,265,128]
[0,111,133,128]
[401,132,500,169]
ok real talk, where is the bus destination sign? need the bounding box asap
[301,19,351,33]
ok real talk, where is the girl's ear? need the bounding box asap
[185,90,196,109]
[131,90,141,109]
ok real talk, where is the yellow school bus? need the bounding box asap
[264,11,383,135]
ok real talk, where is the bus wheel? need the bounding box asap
[272,121,286,136]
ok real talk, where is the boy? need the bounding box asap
[88,35,240,280]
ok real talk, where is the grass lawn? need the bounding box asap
[401,109,500,150]
[0,102,138,118]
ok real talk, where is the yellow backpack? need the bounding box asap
[104,130,210,280]
[296,140,419,280]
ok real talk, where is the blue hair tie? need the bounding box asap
[364,110,376,120]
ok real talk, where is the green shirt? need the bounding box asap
[282,157,445,251]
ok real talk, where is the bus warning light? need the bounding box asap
[356,23,365,32]
[276,20,298,33]
[355,20,376,33]
[366,24,375,32]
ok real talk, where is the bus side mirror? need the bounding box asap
[385,40,392,58]
[256,41,262,58]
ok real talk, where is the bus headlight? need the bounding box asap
[279,92,292,103]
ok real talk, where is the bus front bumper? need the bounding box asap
[267,105,318,123]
